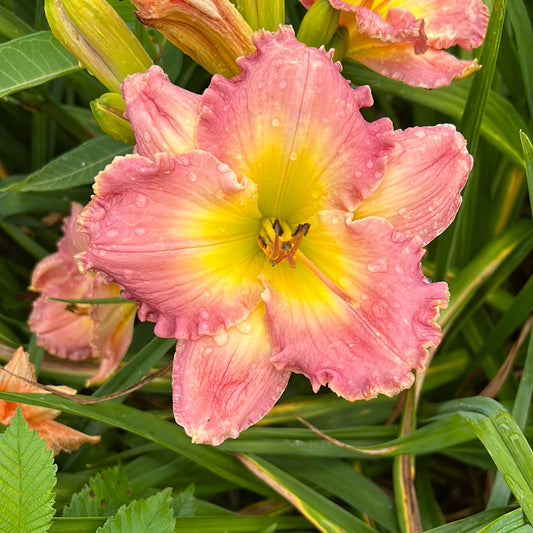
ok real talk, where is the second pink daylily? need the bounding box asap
[79,27,472,445]
[301,0,489,88]
[29,203,136,386]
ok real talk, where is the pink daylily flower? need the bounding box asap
[78,27,472,445]
[29,203,136,386]
[0,347,101,455]
[301,0,489,88]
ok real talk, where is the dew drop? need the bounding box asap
[394,264,404,275]
[236,319,253,334]
[289,151,298,161]
[213,331,229,346]
[189,172,198,182]
[135,227,147,236]
[279,80,288,89]
[135,194,148,207]
[271,117,281,127]
[199,308,210,320]
[106,229,119,238]
[397,207,408,217]
[217,163,231,173]
[367,258,388,273]
[330,214,339,225]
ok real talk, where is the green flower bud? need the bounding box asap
[45,0,152,92]
[91,93,135,145]
[231,0,284,32]
[297,0,340,49]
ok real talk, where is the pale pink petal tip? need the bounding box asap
[122,65,200,158]
[172,308,290,445]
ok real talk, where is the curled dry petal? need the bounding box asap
[0,347,101,455]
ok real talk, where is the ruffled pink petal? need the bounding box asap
[379,0,489,50]
[79,150,264,340]
[351,42,480,88]
[197,26,394,221]
[122,66,200,159]
[355,125,472,245]
[29,253,95,360]
[57,202,89,258]
[263,212,448,400]
[87,280,136,386]
[172,305,289,445]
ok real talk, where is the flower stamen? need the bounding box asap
[257,218,310,268]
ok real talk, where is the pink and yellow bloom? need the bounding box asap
[29,203,136,386]
[0,347,101,455]
[78,27,472,445]
[301,0,489,88]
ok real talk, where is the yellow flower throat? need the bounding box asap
[257,218,310,268]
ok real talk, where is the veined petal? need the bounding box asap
[373,0,489,50]
[172,305,290,445]
[87,280,137,386]
[263,212,448,400]
[355,125,472,245]
[79,150,264,339]
[122,65,200,159]
[197,25,393,222]
[347,38,480,88]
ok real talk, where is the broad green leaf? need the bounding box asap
[237,453,376,533]
[0,31,80,97]
[0,409,56,533]
[97,487,175,533]
[0,135,131,192]
[63,465,133,518]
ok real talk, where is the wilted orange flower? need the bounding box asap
[0,347,100,455]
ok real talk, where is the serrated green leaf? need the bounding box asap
[0,408,56,533]
[0,31,80,97]
[97,487,175,533]
[0,135,131,192]
[173,485,196,518]
[63,464,133,518]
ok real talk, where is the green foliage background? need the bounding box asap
[0,0,532,531]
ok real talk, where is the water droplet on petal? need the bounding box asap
[134,227,147,236]
[106,229,119,238]
[289,151,298,161]
[213,331,229,346]
[367,258,388,273]
[272,118,280,127]
[218,163,231,173]
[189,172,198,182]
[136,194,148,207]
[236,318,253,334]
[279,80,288,89]
[199,308,210,320]
[330,214,339,225]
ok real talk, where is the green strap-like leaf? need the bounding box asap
[521,131,533,216]
[0,31,80,98]
[96,488,175,533]
[0,409,57,533]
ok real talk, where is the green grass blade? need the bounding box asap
[440,221,533,335]
[425,508,528,533]
[0,31,80,97]
[0,391,272,497]
[520,131,533,216]
[436,397,533,523]
[237,453,377,532]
